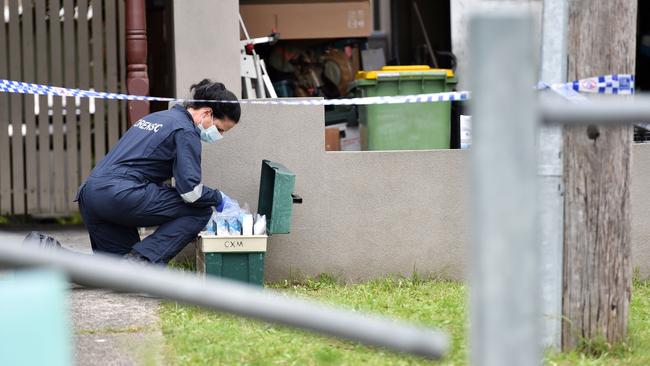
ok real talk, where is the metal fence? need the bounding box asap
[0,242,450,359]
[0,10,646,366]
[0,0,127,217]
[470,12,643,366]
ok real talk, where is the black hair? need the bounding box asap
[185,79,241,123]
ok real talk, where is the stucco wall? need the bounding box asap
[202,101,469,282]
[631,143,650,279]
[201,102,650,282]
[173,0,650,283]
[172,0,241,98]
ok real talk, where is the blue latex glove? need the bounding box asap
[216,192,230,213]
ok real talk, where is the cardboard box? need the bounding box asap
[240,0,372,40]
[325,127,342,151]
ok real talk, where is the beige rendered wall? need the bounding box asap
[201,102,650,282]
[170,1,650,282]
[631,143,650,279]
[202,102,469,282]
[172,0,241,98]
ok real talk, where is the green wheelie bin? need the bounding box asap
[351,65,458,150]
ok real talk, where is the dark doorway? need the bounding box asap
[636,1,650,141]
[637,0,650,91]
[146,0,175,112]
[387,0,460,148]
[388,0,453,69]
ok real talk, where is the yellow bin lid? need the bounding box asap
[356,65,455,80]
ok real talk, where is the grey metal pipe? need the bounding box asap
[540,95,650,125]
[469,13,540,366]
[538,0,568,350]
[0,242,449,359]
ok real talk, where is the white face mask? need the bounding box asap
[197,114,223,143]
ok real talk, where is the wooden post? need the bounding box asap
[562,0,637,350]
[126,0,149,126]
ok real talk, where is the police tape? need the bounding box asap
[0,78,470,105]
[540,82,590,103]
[538,74,635,104]
[539,74,650,130]
[0,74,635,106]
[539,74,635,96]
[541,74,637,101]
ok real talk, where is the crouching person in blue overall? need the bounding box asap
[76,79,240,264]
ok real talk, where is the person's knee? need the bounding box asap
[199,206,212,219]
[194,207,212,231]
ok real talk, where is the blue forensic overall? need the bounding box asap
[76,105,222,264]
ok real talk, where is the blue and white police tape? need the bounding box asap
[540,74,637,102]
[538,82,590,103]
[0,74,635,106]
[569,74,634,95]
[540,75,650,130]
[0,78,470,105]
[537,74,635,102]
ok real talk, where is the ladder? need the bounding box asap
[239,15,277,99]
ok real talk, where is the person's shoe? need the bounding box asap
[120,251,159,298]
[22,231,63,249]
[123,250,150,264]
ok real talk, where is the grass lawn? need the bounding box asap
[545,279,650,366]
[159,276,650,366]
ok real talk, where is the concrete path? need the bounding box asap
[0,226,165,366]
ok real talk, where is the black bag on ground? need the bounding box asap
[22,231,63,249]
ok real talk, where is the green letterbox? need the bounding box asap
[196,160,301,285]
[258,159,298,234]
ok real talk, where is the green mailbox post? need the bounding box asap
[258,160,301,234]
[196,160,301,285]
